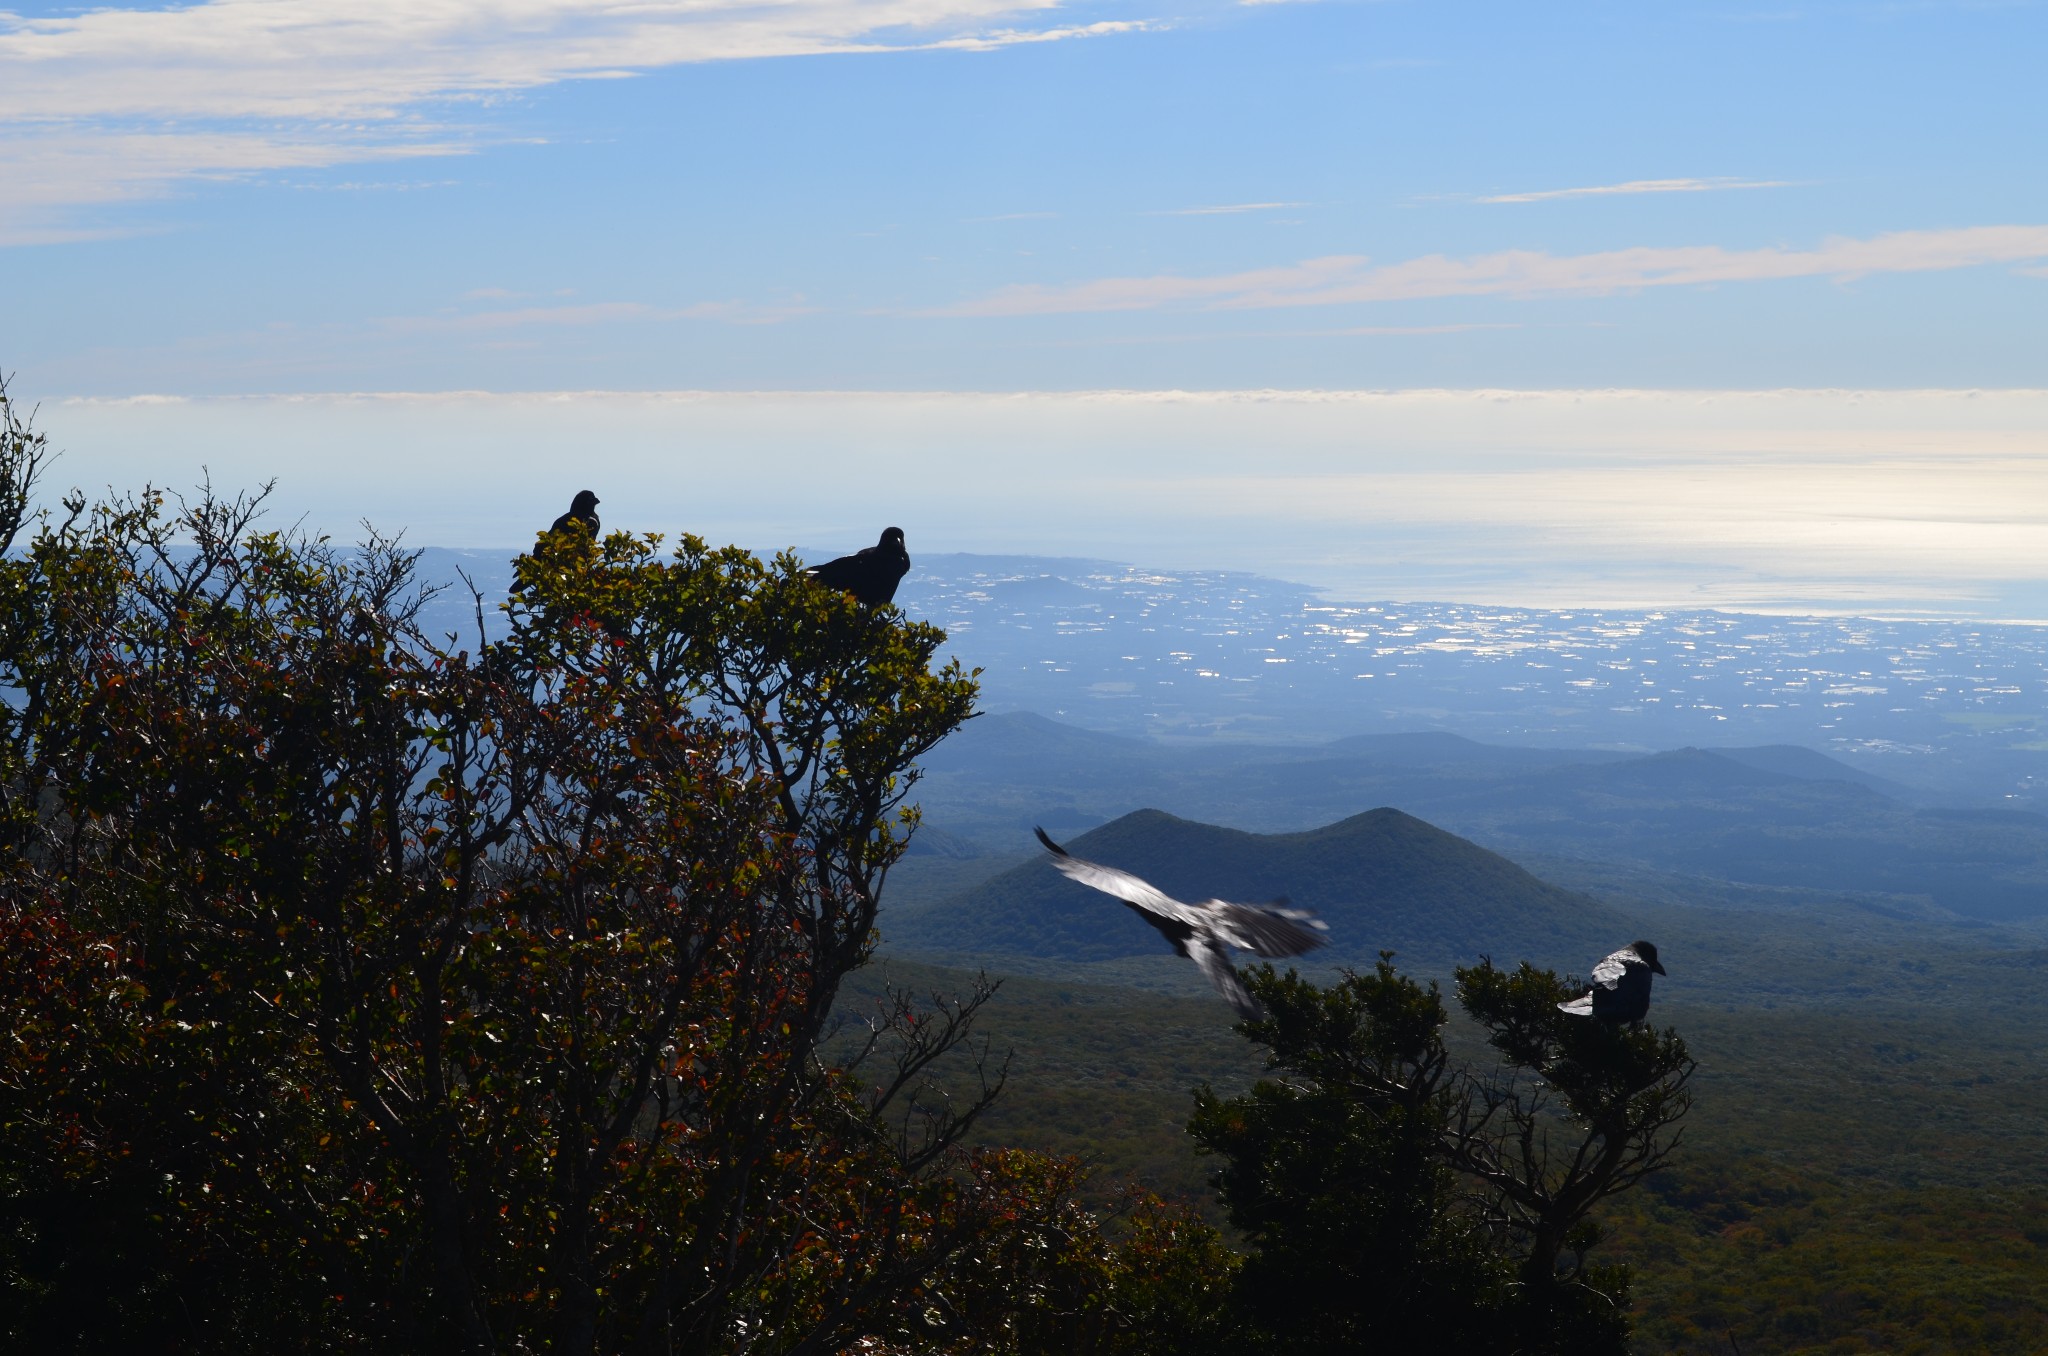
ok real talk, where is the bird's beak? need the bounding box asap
[1651,959,1667,975]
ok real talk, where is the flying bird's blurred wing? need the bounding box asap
[1590,949,1634,991]
[1207,899,1330,958]
[1034,828,1215,931]
[1187,935,1262,1020]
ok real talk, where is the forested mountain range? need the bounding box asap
[907,713,2048,922]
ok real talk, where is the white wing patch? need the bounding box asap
[1590,948,1637,989]
[1043,853,1215,931]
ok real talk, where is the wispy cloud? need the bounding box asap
[1033,321,1522,347]
[922,19,1155,49]
[674,299,821,325]
[1479,177,1794,204]
[935,225,2048,316]
[1152,201,1308,216]
[0,0,1145,241]
[385,297,816,332]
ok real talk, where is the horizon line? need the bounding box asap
[55,384,2048,405]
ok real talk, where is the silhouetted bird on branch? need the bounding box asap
[1558,941,1666,1024]
[807,526,909,606]
[1033,826,1328,1020]
[550,489,601,539]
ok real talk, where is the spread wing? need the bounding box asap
[1035,827,1330,957]
[1034,827,1216,933]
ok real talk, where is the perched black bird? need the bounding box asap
[1558,940,1666,1023]
[550,490,601,538]
[1033,826,1328,1019]
[807,526,910,606]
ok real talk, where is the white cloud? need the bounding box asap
[1479,177,1793,204]
[1152,201,1307,216]
[0,0,1142,240]
[937,224,2048,316]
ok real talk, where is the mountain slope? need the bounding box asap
[888,807,1622,970]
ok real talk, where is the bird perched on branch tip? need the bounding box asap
[1558,940,1666,1024]
[550,490,601,538]
[807,526,910,606]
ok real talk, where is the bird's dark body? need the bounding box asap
[1560,940,1665,1024]
[808,527,910,606]
[550,490,601,538]
[1588,967,1655,1023]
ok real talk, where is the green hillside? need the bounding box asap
[887,805,1624,970]
[857,887,2048,1354]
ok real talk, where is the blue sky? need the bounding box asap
[4,0,2045,610]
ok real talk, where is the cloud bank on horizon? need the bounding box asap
[36,387,2048,619]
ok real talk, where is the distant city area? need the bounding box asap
[897,554,2048,805]
[419,548,2048,807]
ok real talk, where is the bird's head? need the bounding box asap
[1631,940,1666,975]
[880,526,906,548]
[572,490,600,514]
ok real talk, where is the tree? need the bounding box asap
[1453,957,1696,1349]
[0,435,1104,1352]
[1189,957,1694,1354]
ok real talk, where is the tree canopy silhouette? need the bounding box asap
[1188,956,1695,1355]
[0,434,1196,1351]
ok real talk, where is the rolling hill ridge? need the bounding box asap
[887,806,1623,971]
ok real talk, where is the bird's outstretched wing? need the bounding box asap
[1035,827,1330,959]
[1034,827,1217,932]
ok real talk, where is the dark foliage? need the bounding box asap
[1189,957,1695,1354]
[0,442,1209,1351]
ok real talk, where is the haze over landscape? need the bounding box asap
[7,0,2048,1349]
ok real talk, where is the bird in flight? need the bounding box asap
[1558,941,1666,1024]
[550,490,601,538]
[1034,826,1328,1019]
[807,526,910,606]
